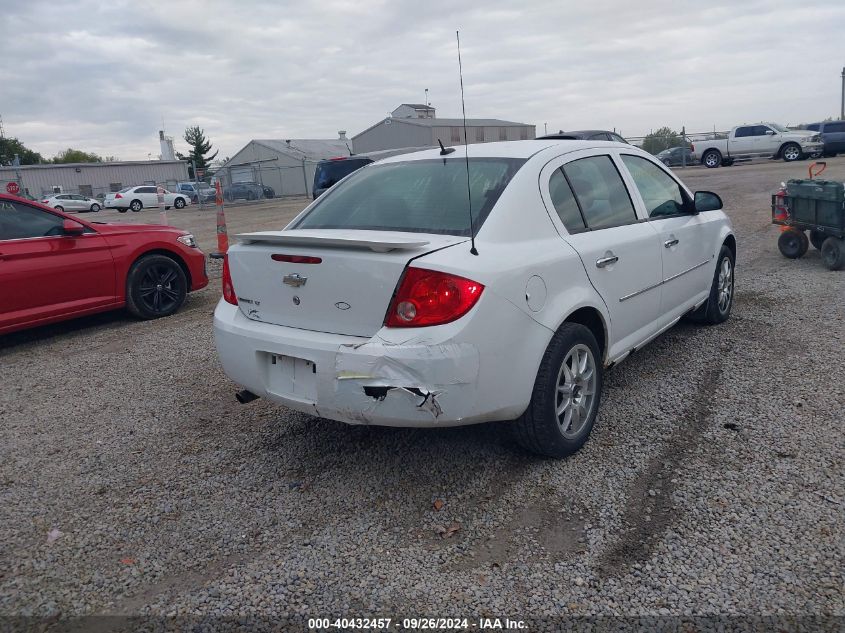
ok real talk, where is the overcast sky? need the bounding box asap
[2,0,843,161]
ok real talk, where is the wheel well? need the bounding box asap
[723,234,736,260]
[701,148,721,163]
[129,249,192,289]
[776,141,799,158]
[563,307,607,360]
[131,198,142,206]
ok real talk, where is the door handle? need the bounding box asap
[664,238,679,248]
[596,255,619,268]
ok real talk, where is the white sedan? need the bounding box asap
[214,140,735,457]
[105,186,191,212]
[41,193,101,213]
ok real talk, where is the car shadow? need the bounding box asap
[0,310,138,351]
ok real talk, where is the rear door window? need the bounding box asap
[548,169,586,233]
[296,158,525,236]
[562,156,638,230]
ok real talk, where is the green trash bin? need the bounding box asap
[786,179,845,228]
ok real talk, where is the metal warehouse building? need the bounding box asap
[0,160,189,201]
[352,104,536,153]
[213,138,353,197]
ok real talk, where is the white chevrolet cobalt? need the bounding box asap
[214,140,735,457]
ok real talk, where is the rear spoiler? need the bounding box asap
[235,230,431,253]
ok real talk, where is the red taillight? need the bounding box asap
[115,192,123,199]
[384,267,484,328]
[222,255,238,305]
[271,254,322,264]
[41,200,49,204]
[689,143,695,152]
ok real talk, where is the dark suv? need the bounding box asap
[224,182,264,201]
[805,121,845,157]
[312,157,373,199]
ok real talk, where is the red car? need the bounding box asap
[0,193,208,335]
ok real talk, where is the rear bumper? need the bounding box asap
[213,297,549,427]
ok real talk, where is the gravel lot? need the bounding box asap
[1,158,843,629]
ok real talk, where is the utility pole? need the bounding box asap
[841,66,844,120]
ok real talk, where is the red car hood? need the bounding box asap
[90,222,188,236]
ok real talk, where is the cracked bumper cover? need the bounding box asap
[213,301,499,427]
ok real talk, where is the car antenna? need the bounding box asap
[438,139,455,155]
[456,30,478,256]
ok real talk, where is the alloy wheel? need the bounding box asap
[138,264,182,314]
[555,344,597,439]
[718,257,733,313]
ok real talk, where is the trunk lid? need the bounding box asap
[227,229,468,337]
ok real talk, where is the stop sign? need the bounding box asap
[6,181,20,195]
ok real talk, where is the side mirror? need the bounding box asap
[62,219,85,236]
[765,130,776,135]
[694,191,723,213]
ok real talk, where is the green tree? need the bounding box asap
[177,126,218,178]
[52,148,102,163]
[641,127,683,155]
[0,137,45,165]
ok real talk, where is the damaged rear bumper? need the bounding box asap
[213,301,501,427]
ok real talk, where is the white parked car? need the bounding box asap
[41,193,101,213]
[214,140,735,457]
[104,186,191,212]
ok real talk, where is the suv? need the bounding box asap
[214,139,735,458]
[225,182,264,202]
[313,156,374,199]
[176,182,216,203]
[805,121,845,157]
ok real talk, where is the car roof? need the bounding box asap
[375,139,632,164]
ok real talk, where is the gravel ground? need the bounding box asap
[1,157,843,630]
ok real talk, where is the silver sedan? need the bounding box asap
[41,194,102,213]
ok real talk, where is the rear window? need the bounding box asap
[314,158,372,189]
[295,158,526,236]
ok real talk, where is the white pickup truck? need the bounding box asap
[693,123,824,168]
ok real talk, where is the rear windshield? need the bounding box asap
[295,158,526,236]
[314,158,372,189]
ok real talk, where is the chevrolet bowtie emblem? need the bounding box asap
[283,273,307,288]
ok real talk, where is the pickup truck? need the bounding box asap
[692,123,824,168]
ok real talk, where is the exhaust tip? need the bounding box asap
[235,389,259,404]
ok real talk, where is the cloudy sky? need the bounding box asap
[1,0,843,161]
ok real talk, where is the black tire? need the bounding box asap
[54,205,64,212]
[174,197,186,209]
[130,199,143,212]
[809,230,827,251]
[118,208,128,213]
[821,237,845,271]
[513,323,603,458]
[688,244,735,325]
[90,203,100,212]
[125,254,188,319]
[781,142,802,162]
[778,229,809,259]
[702,149,722,168]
